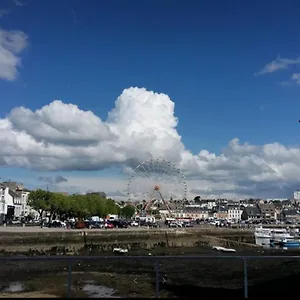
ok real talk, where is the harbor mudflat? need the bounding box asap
[0,246,299,298]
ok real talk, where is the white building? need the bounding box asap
[12,190,33,218]
[20,191,30,216]
[0,182,39,220]
[293,191,300,203]
[227,205,243,221]
[198,199,216,210]
[0,185,15,221]
[173,208,210,220]
[266,198,289,202]
[11,190,22,217]
[16,190,39,219]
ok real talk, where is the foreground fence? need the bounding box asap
[0,255,299,298]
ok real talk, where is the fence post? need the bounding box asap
[155,261,160,298]
[67,260,72,298]
[243,258,248,299]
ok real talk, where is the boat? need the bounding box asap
[212,246,236,253]
[278,239,300,248]
[269,238,292,247]
[255,227,294,239]
[254,228,272,238]
[270,239,281,246]
[113,248,128,254]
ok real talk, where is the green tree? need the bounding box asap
[27,189,124,220]
[50,193,70,220]
[121,205,135,219]
[95,199,106,217]
[86,193,113,217]
[27,189,52,219]
[194,196,201,203]
[69,194,89,219]
[272,200,283,208]
[105,198,121,215]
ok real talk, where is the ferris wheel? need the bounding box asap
[126,159,188,213]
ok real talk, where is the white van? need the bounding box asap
[108,214,118,221]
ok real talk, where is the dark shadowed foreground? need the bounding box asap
[0,246,299,298]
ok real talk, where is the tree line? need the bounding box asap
[28,189,136,220]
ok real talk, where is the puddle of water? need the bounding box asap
[82,282,121,298]
[2,282,24,293]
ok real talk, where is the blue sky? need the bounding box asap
[1,0,300,199]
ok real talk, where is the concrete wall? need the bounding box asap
[0,228,256,253]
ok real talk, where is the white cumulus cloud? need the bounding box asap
[0,27,28,81]
[1,87,300,199]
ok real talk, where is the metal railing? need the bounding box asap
[0,255,299,298]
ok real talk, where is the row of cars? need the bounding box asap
[47,218,160,229]
[4,216,160,229]
[4,217,40,226]
[167,220,194,228]
[46,219,118,229]
[85,219,130,229]
[195,218,234,227]
[85,219,160,229]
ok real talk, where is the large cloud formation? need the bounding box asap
[1,87,299,199]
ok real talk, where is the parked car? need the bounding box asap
[75,220,86,229]
[148,222,160,228]
[105,222,115,229]
[91,221,104,229]
[109,220,129,229]
[83,220,104,229]
[130,221,139,227]
[11,218,22,225]
[183,222,193,227]
[48,220,66,228]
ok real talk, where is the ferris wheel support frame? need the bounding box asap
[140,192,173,219]
[157,189,173,216]
[126,159,187,218]
[141,187,173,216]
[143,199,153,211]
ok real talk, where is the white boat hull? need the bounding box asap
[212,246,236,253]
[255,227,295,240]
[254,232,271,238]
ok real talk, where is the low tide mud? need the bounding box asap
[0,245,299,298]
